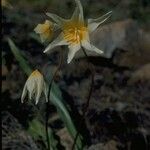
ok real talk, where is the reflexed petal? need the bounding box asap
[45,20,52,26]
[21,83,27,103]
[71,6,80,21]
[26,74,37,100]
[46,12,66,26]
[28,90,34,100]
[27,78,36,96]
[34,20,53,42]
[34,24,45,34]
[40,32,51,43]
[34,20,52,34]
[88,11,112,32]
[67,44,81,63]
[82,40,103,54]
[75,0,84,22]
[35,79,43,105]
[44,33,68,53]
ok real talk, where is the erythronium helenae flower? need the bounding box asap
[43,0,112,63]
[21,70,48,105]
[34,20,57,43]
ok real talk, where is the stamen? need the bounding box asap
[63,21,88,45]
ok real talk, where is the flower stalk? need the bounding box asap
[45,50,63,150]
[71,47,95,150]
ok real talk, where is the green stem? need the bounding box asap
[45,51,63,150]
[71,47,95,150]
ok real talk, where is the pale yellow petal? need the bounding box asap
[45,20,52,26]
[71,6,80,21]
[67,44,80,63]
[74,0,84,22]
[34,24,47,34]
[46,12,66,26]
[44,33,68,53]
[88,11,112,32]
[34,20,53,42]
[27,78,36,99]
[81,40,103,54]
[35,78,44,105]
[40,32,52,43]
[21,83,27,103]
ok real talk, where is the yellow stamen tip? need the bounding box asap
[63,20,88,45]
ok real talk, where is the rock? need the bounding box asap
[129,64,150,83]
[2,111,39,150]
[75,19,150,67]
[56,128,73,150]
[92,19,138,58]
[86,140,119,150]
[113,28,150,67]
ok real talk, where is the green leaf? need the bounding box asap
[8,38,32,76]
[28,119,58,150]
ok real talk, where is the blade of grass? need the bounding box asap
[50,85,83,149]
[8,38,32,76]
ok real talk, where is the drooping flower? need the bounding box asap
[21,70,48,104]
[34,20,54,43]
[44,0,112,63]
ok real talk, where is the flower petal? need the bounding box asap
[40,32,51,43]
[46,12,66,26]
[27,77,36,93]
[34,20,51,34]
[74,0,84,22]
[27,79,36,100]
[88,11,112,32]
[35,78,43,105]
[67,44,81,63]
[21,83,27,103]
[44,33,68,53]
[71,6,80,21]
[34,20,54,43]
[34,24,45,34]
[82,40,103,54]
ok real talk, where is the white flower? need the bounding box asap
[43,0,112,63]
[34,20,54,43]
[21,70,48,104]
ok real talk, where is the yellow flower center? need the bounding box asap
[63,21,88,45]
[31,70,42,77]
